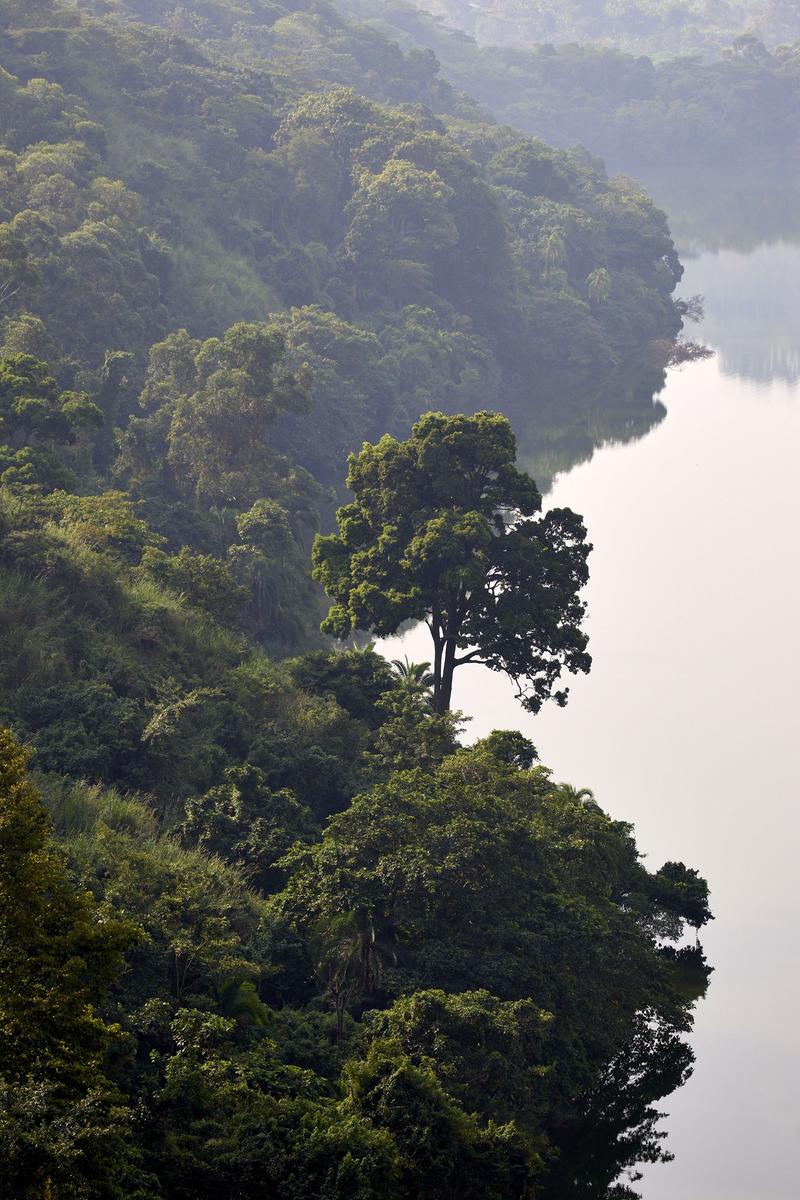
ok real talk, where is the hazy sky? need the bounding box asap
[381,244,800,1199]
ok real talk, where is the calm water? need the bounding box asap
[381,210,800,1197]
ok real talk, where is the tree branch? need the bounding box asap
[453,648,487,666]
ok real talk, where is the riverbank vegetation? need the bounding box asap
[0,0,688,477]
[0,0,712,1195]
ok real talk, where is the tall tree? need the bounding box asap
[0,727,135,1196]
[313,411,591,713]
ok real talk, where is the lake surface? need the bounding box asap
[381,197,800,1198]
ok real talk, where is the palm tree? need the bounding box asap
[586,266,611,304]
[556,783,596,805]
[311,909,398,1040]
[542,228,566,276]
[391,656,435,695]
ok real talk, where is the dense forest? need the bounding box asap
[341,0,800,170]
[409,0,800,59]
[0,0,712,1197]
[0,0,691,475]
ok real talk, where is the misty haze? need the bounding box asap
[0,2,797,1199]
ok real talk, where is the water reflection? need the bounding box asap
[381,339,800,1200]
[647,170,800,387]
[516,357,668,489]
[683,242,800,385]
[644,169,800,255]
[378,179,800,1199]
[518,174,800,488]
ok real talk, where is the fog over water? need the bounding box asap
[683,240,800,384]
[380,193,800,1198]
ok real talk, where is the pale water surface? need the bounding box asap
[380,220,800,1197]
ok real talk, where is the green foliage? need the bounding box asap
[401,0,800,60]
[0,0,685,480]
[38,772,403,1199]
[363,688,463,775]
[150,1032,401,1200]
[140,545,248,624]
[343,1038,539,1199]
[0,351,101,491]
[116,323,324,651]
[366,988,552,1134]
[474,728,539,769]
[163,323,311,505]
[286,645,396,728]
[124,322,312,502]
[0,728,137,1199]
[76,819,276,1008]
[314,410,591,712]
[342,0,800,173]
[0,225,39,305]
[0,472,373,798]
[276,743,712,1194]
[0,2,712,1197]
[182,763,318,892]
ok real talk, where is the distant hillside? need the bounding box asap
[337,0,800,172]
[405,0,800,59]
[0,0,685,492]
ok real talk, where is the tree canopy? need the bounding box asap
[0,0,687,486]
[0,728,136,1196]
[0,1,713,1196]
[313,411,591,712]
[276,743,712,1196]
[339,0,800,176]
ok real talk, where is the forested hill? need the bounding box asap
[402,0,800,59]
[339,0,800,171]
[0,2,712,1198]
[0,0,690,767]
[0,0,686,479]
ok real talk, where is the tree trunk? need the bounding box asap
[432,636,456,713]
[439,634,457,713]
[430,598,460,713]
[431,607,445,712]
